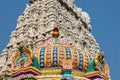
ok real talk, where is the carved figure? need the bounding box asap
[87,52,107,73]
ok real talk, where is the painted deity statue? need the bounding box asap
[87,52,107,73]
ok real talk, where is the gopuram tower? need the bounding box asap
[0,0,110,80]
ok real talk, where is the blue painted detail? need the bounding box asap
[40,63,44,67]
[40,55,44,58]
[79,65,82,68]
[53,46,58,67]
[40,47,46,68]
[41,51,44,55]
[53,47,57,50]
[53,54,57,57]
[78,50,83,71]
[40,59,44,62]
[80,61,83,64]
[53,50,57,53]
[80,58,83,60]
[65,47,71,58]
[66,48,70,51]
[89,54,92,60]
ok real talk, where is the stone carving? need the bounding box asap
[0,0,100,77]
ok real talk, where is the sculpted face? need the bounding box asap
[99,54,104,63]
[62,59,72,70]
[20,59,25,68]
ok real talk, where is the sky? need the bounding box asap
[0,0,120,80]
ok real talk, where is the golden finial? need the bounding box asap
[53,24,59,38]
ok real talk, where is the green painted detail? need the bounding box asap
[32,56,40,70]
[16,56,28,65]
[20,78,36,80]
[53,38,58,43]
[61,74,75,80]
[62,70,72,74]
[19,45,28,51]
[0,73,10,80]
[87,52,105,73]
[61,70,76,80]
[61,74,72,80]
[86,59,98,73]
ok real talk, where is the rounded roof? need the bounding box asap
[33,43,90,72]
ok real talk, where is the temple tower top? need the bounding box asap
[29,0,74,4]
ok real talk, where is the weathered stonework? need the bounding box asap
[0,0,101,79]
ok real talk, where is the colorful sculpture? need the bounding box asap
[11,43,40,80]
[86,52,110,79]
[12,44,32,70]
[10,27,110,80]
[61,57,76,80]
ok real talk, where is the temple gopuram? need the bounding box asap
[0,0,110,80]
